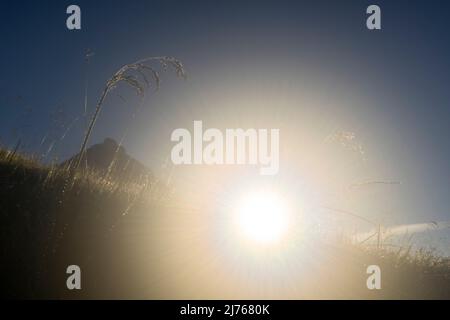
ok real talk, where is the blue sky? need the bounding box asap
[1,0,450,233]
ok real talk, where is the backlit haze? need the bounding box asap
[1,0,449,259]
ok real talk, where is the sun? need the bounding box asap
[235,191,290,244]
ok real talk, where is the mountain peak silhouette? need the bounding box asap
[64,138,152,181]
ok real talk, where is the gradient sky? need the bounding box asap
[1,0,450,237]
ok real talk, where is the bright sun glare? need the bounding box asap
[236,191,290,244]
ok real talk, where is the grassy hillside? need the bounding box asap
[0,149,164,298]
[0,149,449,299]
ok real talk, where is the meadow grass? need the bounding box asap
[0,149,168,298]
[0,149,449,299]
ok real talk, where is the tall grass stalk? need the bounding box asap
[74,56,186,170]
